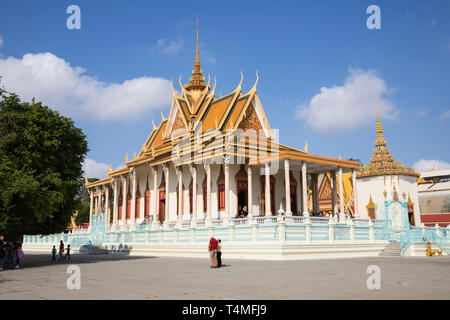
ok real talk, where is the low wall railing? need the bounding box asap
[23,215,390,247]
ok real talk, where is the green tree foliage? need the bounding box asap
[0,87,88,237]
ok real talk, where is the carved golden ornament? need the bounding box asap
[426,241,436,257]
[172,110,186,133]
[238,103,263,133]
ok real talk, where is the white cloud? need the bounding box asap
[83,158,110,179]
[154,37,183,55]
[296,68,397,132]
[413,159,450,173]
[440,109,450,119]
[0,52,172,121]
[416,109,427,117]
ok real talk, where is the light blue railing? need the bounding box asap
[23,215,404,248]
[400,226,450,256]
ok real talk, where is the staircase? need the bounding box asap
[79,244,109,255]
[379,242,401,257]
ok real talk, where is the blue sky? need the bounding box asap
[0,0,449,177]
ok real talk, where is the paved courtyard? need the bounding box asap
[1,253,450,299]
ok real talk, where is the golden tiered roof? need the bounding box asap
[357,104,419,178]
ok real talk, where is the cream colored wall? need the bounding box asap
[356,175,421,225]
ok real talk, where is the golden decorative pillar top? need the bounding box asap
[357,104,419,178]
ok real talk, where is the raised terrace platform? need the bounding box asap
[24,215,394,260]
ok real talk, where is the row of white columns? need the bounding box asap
[88,160,359,228]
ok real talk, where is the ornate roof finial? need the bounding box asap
[236,70,244,91]
[170,79,177,96]
[125,153,129,163]
[152,116,157,130]
[251,71,259,92]
[161,108,167,121]
[185,18,206,92]
[210,76,217,96]
[304,141,308,153]
[178,75,186,92]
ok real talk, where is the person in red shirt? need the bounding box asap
[208,237,218,268]
[58,240,64,261]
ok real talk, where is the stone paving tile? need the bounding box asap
[1,253,450,299]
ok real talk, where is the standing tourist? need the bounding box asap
[217,239,222,268]
[51,246,57,260]
[208,237,218,268]
[58,240,65,260]
[15,244,24,269]
[65,245,71,260]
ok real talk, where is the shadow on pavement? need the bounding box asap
[13,253,155,270]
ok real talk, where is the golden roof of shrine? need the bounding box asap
[357,104,419,178]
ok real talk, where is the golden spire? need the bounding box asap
[185,18,206,92]
[357,103,419,178]
[375,102,386,149]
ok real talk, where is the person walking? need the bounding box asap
[208,237,218,268]
[51,245,57,260]
[58,240,65,260]
[65,245,71,260]
[217,239,222,268]
[15,244,23,269]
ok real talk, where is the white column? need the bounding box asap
[89,190,94,228]
[265,162,271,216]
[164,165,170,223]
[247,166,253,218]
[112,178,118,226]
[105,185,110,226]
[225,162,230,219]
[97,187,101,214]
[338,167,345,216]
[302,162,309,216]
[205,164,211,219]
[177,167,183,220]
[352,169,358,218]
[151,166,159,228]
[130,168,137,224]
[121,175,127,223]
[331,171,338,216]
[190,164,197,220]
[285,160,292,216]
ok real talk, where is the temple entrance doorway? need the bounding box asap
[290,172,297,214]
[158,190,165,221]
[235,165,248,217]
[237,182,248,217]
